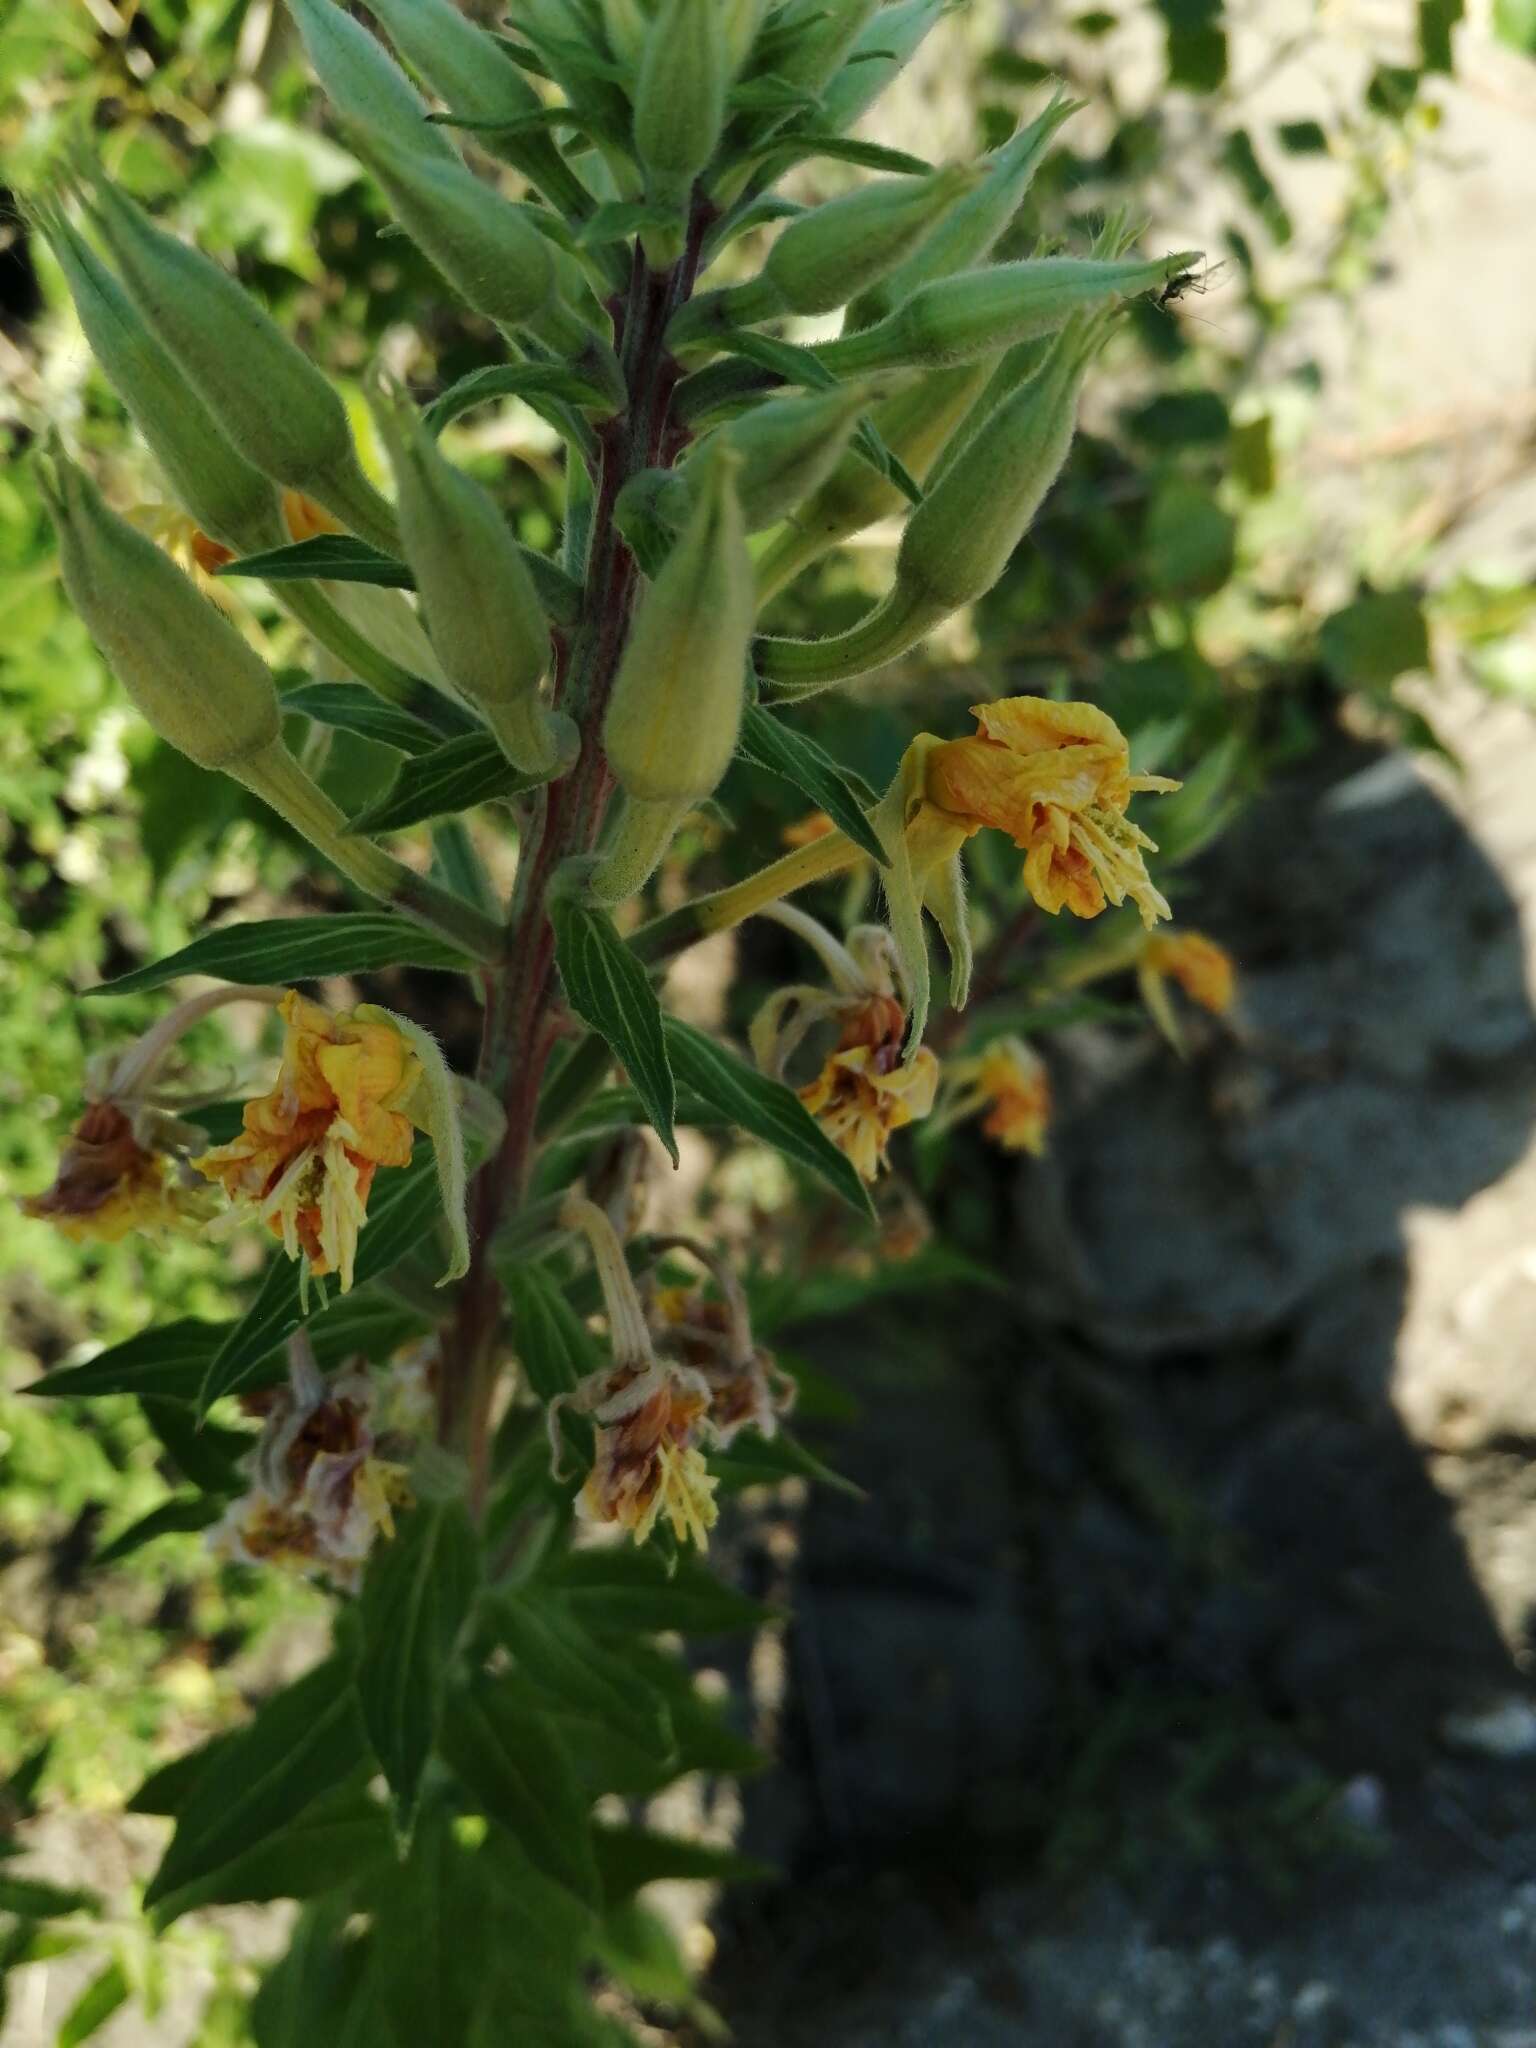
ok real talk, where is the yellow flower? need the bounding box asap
[797,992,940,1183]
[195,991,424,1292]
[922,696,1178,927]
[1141,930,1235,1015]
[952,1036,1052,1156]
[20,1099,213,1244]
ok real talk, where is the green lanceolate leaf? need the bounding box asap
[424,363,616,437]
[27,1297,427,1404]
[357,1497,481,1836]
[347,734,540,835]
[87,914,476,998]
[543,1544,774,1636]
[283,683,452,755]
[754,132,934,177]
[145,1657,369,1925]
[146,1785,393,1927]
[503,1260,600,1402]
[217,535,414,588]
[493,1595,674,1760]
[591,1823,771,1905]
[0,1875,98,1918]
[439,1680,598,1903]
[710,1426,864,1499]
[128,1731,240,1816]
[95,1494,226,1566]
[250,1900,373,2048]
[718,326,839,392]
[735,705,885,864]
[198,1145,451,1414]
[550,898,678,1165]
[663,1018,874,1219]
[56,1958,130,2047]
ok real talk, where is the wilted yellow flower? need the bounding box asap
[1140,930,1234,1015]
[649,1269,797,1448]
[922,696,1178,927]
[21,1099,214,1244]
[951,1036,1052,1156]
[797,991,940,1183]
[782,808,837,848]
[195,991,424,1292]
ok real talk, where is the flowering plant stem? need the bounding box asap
[443,211,714,1504]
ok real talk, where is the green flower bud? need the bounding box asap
[604,447,754,803]
[755,361,993,599]
[283,0,457,163]
[37,447,279,772]
[29,195,284,556]
[84,177,399,554]
[816,249,1201,374]
[671,165,978,344]
[763,0,878,101]
[345,124,555,333]
[370,381,574,778]
[694,381,879,532]
[815,0,945,136]
[634,0,730,258]
[720,0,766,72]
[361,0,594,221]
[847,89,1082,330]
[599,0,652,69]
[757,320,1106,694]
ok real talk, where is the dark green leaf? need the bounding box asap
[718,326,837,392]
[1,1741,51,1821]
[1367,63,1421,117]
[711,1427,864,1498]
[1319,591,1430,693]
[440,1680,598,1902]
[56,1959,129,2047]
[1276,118,1329,153]
[347,734,538,835]
[1221,128,1293,245]
[423,363,614,437]
[592,1899,694,2007]
[0,1876,97,1918]
[551,899,677,1165]
[1124,389,1230,447]
[625,1642,767,1778]
[357,1497,481,1835]
[493,1595,674,1759]
[141,1397,250,1492]
[575,199,678,246]
[758,132,932,176]
[544,1546,774,1636]
[198,1145,450,1412]
[736,705,885,864]
[218,535,414,588]
[146,1786,392,1926]
[145,1658,368,1923]
[128,1731,239,1816]
[283,683,449,756]
[28,1296,427,1404]
[86,914,475,998]
[663,1019,874,1219]
[592,1823,770,1905]
[95,1495,225,1567]
[1165,24,1226,89]
[503,1260,599,1402]
[1141,478,1236,596]
[252,1901,374,2048]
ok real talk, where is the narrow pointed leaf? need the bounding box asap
[56,1959,129,2046]
[144,1658,368,1923]
[440,1680,598,1902]
[218,535,414,588]
[550,900,677,1165]
[591,1823,771,1904]
[95,1495,226,1566]
[283,684,448,756]
[347,734,541,835]
[493,1595,673,1759]
[663,1019,874,1218]
[358,1498,481,1835]
[543,1546,775,1636]
[0,1876,98,1918]
[145,1786,392,1926]
[503,1260,600,1401]
[735,705,885,864]
[86,915,476,998]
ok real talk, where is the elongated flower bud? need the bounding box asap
[30,197,284,557]
[848,90,1082,330]
[817,250,1200,375]
[815,0,945,135]
[604,446,754,803]
[84,178,399,553]
[634,0,730,251]
[757,322,1104,693]
[371,382,574,777]
[766,0,878,101]
[694,381,877,532]
[38,448,279,772]
[283,0,457,162]
[361,0,588,214]
[346,125,554,332]
[673,166,977,342]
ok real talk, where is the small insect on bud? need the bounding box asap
[603,444,754,805]
[816,249,1201,375]
[29,195,285,558]
[633,0,731,264]
[346,125,555,335]
[693,380,879,533]
[37,446,279,773]
[847,89,1082,330]
[370,379,575,778]
[283,0,458,163]
[672,165,979,344]
[84,177,400,555]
